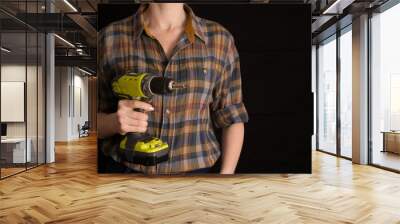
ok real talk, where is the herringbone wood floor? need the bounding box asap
[1,135,400,224]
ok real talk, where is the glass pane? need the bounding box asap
[26,0,39,169]
[27,31,38,169]
[38,32,45,165]
[371,3,400,171]
[340,29,352,158]
[318,37,337,154]
[1,30,27,177]
[0,1,46,178]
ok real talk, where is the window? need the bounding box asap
[339,28,352,158]
[316,25,353,159]
[370,2,400,171]
[317,36,337,154]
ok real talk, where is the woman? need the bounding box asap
[97,3,248,174]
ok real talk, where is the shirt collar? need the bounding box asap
[132,4,207,44]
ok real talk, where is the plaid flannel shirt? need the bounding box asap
[98,4,249,174]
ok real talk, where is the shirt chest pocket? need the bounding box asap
[177,62,215,113]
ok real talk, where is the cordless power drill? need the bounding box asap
[112,72,185,166]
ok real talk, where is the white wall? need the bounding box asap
[55,66,69,141]
[54,67,89,141]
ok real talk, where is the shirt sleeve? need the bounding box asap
[97,27,122,162]
[98,28,118,114]
[211,36,249,129]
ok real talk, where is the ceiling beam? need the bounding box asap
[55,55,96,71]
[51,0,97,47]
[322,0,355,14]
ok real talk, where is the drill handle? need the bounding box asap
[126,132,149,141]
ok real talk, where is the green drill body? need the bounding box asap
[111,72,184,166]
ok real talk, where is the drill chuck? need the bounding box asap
[148,76,173,95]
[147,76,186,96]
[112,72,185,100]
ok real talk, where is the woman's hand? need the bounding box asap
[114,100,154,135]
[98,100,154,139]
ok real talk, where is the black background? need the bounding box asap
[98,3,313,173]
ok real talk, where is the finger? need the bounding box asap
[126,100,154,112]
[125,110,149,121]
[122,118,148,128]
[118,99,133,108]
[122,124,147,133]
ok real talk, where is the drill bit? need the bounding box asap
[169,81,186,90]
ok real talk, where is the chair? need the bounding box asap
[78,121,90,138]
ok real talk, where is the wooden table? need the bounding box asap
[381,131,400,154]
